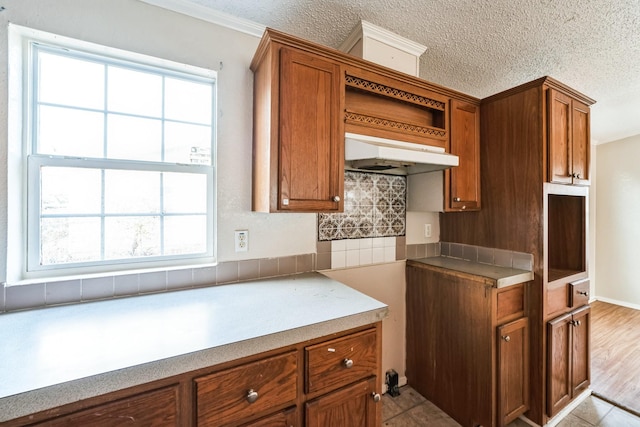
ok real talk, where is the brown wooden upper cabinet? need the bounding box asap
[446,99,480,211]
[251,41,344,213]
[547,88,591,186]
[251,28,481,213]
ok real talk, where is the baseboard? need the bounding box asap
[544,388,592,427]
[595,296,640,311]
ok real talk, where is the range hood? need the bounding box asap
[345,133,459,175]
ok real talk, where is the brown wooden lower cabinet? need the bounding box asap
[547,305,590,417]
[240,406,298,427]
[497,317,529,426]
[406,261,529,427]
[5,323,382,427]
[305,377,378,427]
[32,385,180,427]
[195,351,298,426]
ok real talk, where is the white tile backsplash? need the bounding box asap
[328,237,399,269]
[331,250,346,269]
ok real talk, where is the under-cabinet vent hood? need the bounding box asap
[345,133,459,175]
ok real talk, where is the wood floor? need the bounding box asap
[591,300,640,416]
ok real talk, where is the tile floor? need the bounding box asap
[382,386,640,427]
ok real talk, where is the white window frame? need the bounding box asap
[15,27,217,279]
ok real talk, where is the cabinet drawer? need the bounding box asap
[195,351,297,426]
[240,406,297,427]
[569,279,590,308]
[36,385,179,426]
[496,283,526,323]
[305,329,377,394]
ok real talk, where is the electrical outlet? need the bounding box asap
[235,230,248,252]
[424,224,432,238]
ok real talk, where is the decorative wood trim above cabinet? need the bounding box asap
[482,76,595,106]
[251,28,479,104]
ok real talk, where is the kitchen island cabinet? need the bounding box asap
[406,258,532,427]
[0,273,387,426]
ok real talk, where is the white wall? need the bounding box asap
[322,262,407,388]
[595,134,640,308]
[0,0,408,383]
[0,0,318,283]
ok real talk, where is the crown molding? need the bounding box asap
[139,0,265,38]
[339,20,427,57]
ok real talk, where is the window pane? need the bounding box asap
[107,114,162,161]
[41,167,101,214]
[164,173,207,213]
[38,105,104,157]
[107,66,162,117]
[104,170,160,214]
[165,215,207,254]
[164,77,212,124]
[104,216,160,259]
[164,122,211,165]
[41,217,101,265]
[39,52,104,109]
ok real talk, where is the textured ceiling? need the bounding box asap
[183,0,639,143]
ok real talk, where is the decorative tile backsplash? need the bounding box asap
[318,171,406,241]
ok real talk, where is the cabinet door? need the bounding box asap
[571,100,590,185]
[278,47,344,212]
[446,99,480,211]
[305,377,379,427]
[497,317,530,427]
[547,312,572,417]
[571,305,591,395]
[548,89,573,185]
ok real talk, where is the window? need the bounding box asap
[25,41,216,274]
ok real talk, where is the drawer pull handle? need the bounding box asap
[371,392,381,403]
[343,358,354,369]
[578,291,589,297]
[502,335,511,342]
[246,389,259,404]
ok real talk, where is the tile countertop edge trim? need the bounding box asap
[0,306,388,422]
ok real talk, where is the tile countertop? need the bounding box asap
[408,256,534,288]
[0,272,388,422]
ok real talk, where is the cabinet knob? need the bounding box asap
[570,320,582,327]
[578,291,589,297]
[454,197,461,202]
[246,389,259,404]
[371,392,381,403]
[282,198,289,206]
[576,173,581,179]
[343,358,354,369]
[332,195,341,202]
[502,335,511,342]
